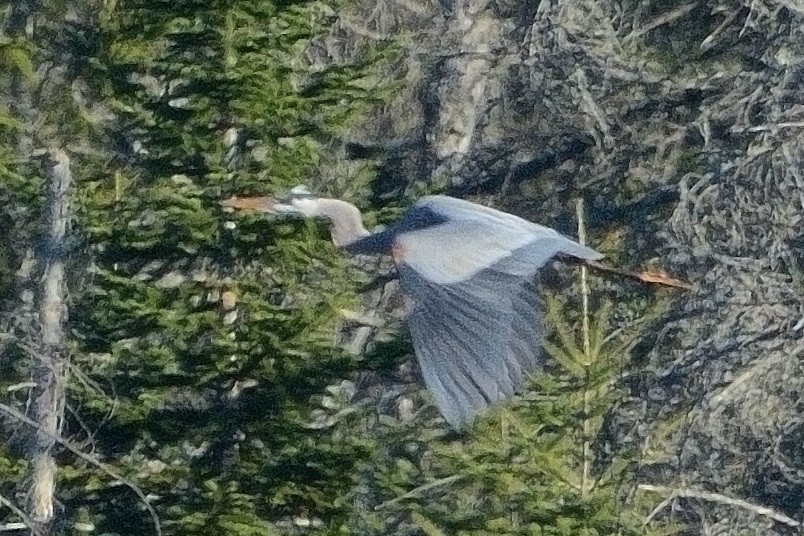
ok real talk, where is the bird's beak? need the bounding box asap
[220,196,275,212]
[220,195,306,217]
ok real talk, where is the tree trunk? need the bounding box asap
[28,150,72,535]
[429,0,503,187]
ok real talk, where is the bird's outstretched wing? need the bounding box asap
[399,262,539,428]
[393,198,602,429]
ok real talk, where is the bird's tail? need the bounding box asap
[560,240,605,261]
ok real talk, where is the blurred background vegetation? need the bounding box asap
[1,0,802,534]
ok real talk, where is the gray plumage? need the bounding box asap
[223,189,603,429]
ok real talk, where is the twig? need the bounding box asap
[66,363,119,430]
[374,475,464,510]
[0,522,31,532]
[628,2,697,39]
[6,383,36,392]
[0,403,162,536]
[638,484,801,527]
[700,7,742,51]
[0,492,40,536]
[643,493,676,526]
[747,122,804,132]
[63,403,97,455]
[338,310,384,327]
[576,199,593,499]
[581,260,690,289]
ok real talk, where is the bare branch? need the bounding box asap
[27,149,72,533]
[626,2,697,40]
[0,403,162,536]
[0,492,41,536]
[638,483,801,528]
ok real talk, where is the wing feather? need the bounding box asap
[394,196,602,429]
[410,273,514,398]
[505,276,543,379]
[407,289,490,425]
[396,196,603,285]
[393,199,603,429]
[399,263,531,428]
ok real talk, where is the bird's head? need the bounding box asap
[221,186,368,246]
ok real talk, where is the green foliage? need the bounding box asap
[64,0,394,529]
[335,289,679,536]
[0,35,35,81]
[2,0,398,533]
[0,0,681,535]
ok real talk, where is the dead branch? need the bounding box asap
[0,403,162,536]
[27,149,72,533]
[639,483,801,527]
[626,2,697,40]
[0,492,41,536]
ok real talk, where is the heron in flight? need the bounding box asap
[222,187,603,429]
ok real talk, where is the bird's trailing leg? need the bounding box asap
[571,258,690,289]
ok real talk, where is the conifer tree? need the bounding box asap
[1,0,682,535]
[2,0,396,533]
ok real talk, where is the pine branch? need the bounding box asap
[374,475,465,510]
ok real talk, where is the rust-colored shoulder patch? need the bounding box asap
[391,240,407,263]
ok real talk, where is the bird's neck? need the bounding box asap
[314,199,370,247]
[331,218,370,247]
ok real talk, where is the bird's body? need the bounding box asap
[222,189,603,429]
[354,195,599,280]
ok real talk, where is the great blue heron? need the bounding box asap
[222,187,604,429]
